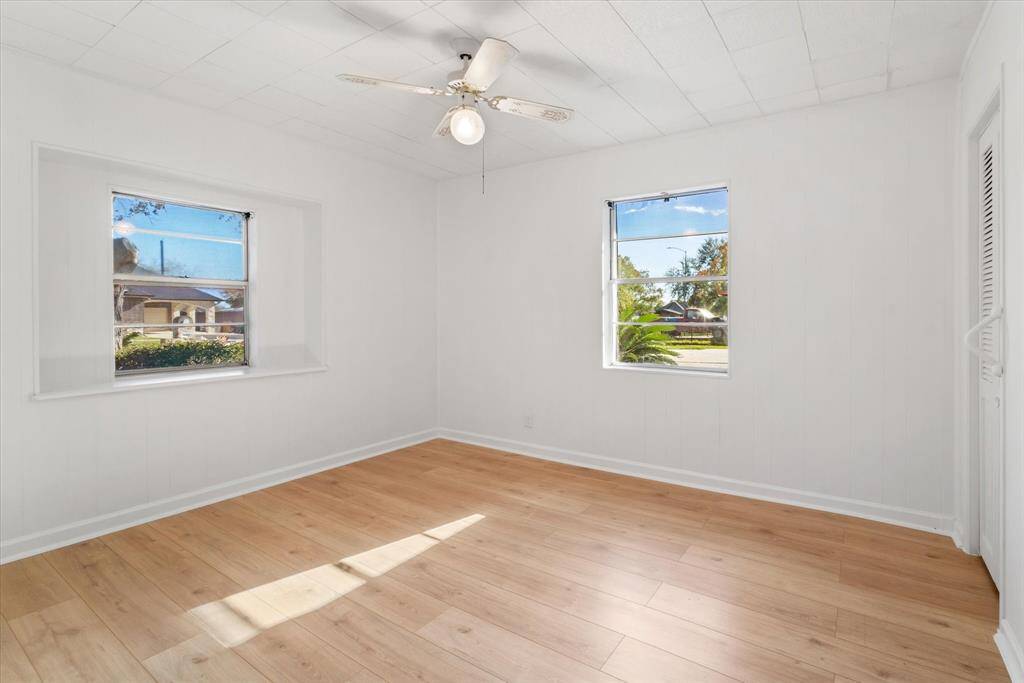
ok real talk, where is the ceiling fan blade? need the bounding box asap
[433,106,458,138]
[486,96,574,123]
[463,38,518,92]
[337,74,448,96]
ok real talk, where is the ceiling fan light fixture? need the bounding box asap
[450,104,485,145]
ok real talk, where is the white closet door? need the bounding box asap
[977,119,1003,590]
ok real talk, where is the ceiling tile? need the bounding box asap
[153,76,236,108]
[275,69,358,107]
[712,0,802,51]
[219,97,292,125]
[890,24,973,72]
[117,2,227,60]
[180,59,268,97]
[758,87,819,114]
[731,33,809,79]
[74,48,171,88]
[204,40,297,83]
[332,1,426,30]
[549,113,618,149]
[334,31,432,79]
[1,0,113,45]
[888,61,952,89]
[268,0,374,50]
[666,54,742,93]
[0,17,90,63]
[562,85,660,143]
[704,1,756,15]
[519,0,662,82]
[93,26,198,73]
[501,25,602,98]
[819,73,885,103]
[363,147,456,179]
[55,1,137,25]
[609,1,707,31]
[383,8,470,63]
[800,0,892,61]
[234,1,286,16]
[812,47,886,88]
[501,25,603,96]
[703,101,760,125]
[432,0,536,39]
[614,9,730,71]
[610,73,701,134]
[893,0,985,33]
[275,117,329,142]
[686,81,753,112]
[150,1,263,39]
[245,85,326,118]
[745,63,814,100]
[232,19,335,67]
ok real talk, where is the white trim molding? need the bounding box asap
[438,429,956,536]
[0,429,439,564]
[996,619,1024,683]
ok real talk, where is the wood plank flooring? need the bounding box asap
[0,439,1007,682]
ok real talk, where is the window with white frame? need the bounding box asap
[112,192,248,375]
[608,186,729,373]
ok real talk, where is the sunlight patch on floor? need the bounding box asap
[188,513,484,647]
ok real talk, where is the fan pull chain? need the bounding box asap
[481,135,486,195]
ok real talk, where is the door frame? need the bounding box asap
[959,86,1005,591]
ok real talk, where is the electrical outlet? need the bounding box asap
[524,414,534,429]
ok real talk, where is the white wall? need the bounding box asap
[0,49,439,560]
[438,80,958,532]
[957,2,1024,679]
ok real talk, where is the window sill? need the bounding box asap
[603,363,730,378]
[32,364,327,401]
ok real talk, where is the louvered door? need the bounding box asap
[977,120,1002,590]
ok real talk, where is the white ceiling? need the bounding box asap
[1,0,985,179]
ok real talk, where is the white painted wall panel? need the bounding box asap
[438,81,957,528]
[0,49,438,557]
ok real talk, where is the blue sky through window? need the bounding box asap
[112,195,244,281]
[615,189,728,278]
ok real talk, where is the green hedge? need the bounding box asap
[116,339,244,371]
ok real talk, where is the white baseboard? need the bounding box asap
[0,429,441,564]
[438,428,955,536]
[997,619,1024,683]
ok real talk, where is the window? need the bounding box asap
[608,186,728,373]
[112,192,248,375]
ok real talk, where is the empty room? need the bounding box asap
[1,0,1022,681]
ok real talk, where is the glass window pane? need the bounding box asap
[113,231,244,280]
[616,323,728,372]
[616,235,727,279]
[615,188,728,240]
[616,282,727,323]
[114,284,246,372]
[113,194,243,240]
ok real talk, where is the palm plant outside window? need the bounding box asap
[608,186,729,373]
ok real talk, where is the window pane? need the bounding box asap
[616,323,728,372]
[113,194,243,240]
[617,235,727,279]
[113,231,244,280]
[615,188,728,240]
[114,284,246,372]
[615,282,728,372]
[616,281,727,322]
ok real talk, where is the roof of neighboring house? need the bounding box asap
[123,285,225,302]
[657,301,688,316]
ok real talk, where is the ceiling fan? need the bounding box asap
[337,37,574,146]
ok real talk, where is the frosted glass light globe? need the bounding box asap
[451,105,485,145]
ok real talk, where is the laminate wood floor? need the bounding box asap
[0,439,1007,682]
